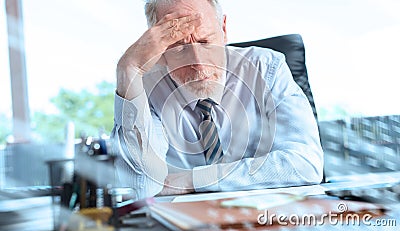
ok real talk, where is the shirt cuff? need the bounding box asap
[192,164,220,192]
[114,90,148,130]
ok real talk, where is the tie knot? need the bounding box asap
[197,98,215,115]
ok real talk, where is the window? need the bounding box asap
[0,0,12,146]
[1,0,147,188]
[219,0,400,179]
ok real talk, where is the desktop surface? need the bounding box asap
[1,172,399,230]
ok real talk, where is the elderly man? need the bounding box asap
[112,0,323,199]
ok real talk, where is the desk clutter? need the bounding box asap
[54,136,160,230]
[55,136,118,231]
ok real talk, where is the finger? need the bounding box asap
[156,11,193,25]
[159,13,202,31]
[161,22,196,45]
[161,16,202,44]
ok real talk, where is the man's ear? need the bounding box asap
[222,14,227,44]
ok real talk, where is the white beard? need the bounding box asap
[168,66,225,99]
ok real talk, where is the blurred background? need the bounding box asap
[1,0,400,190]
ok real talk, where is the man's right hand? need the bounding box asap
[116,12,202,99]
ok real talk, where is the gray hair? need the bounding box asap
[144,0,223,27]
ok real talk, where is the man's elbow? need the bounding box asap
[133,166,167,200]
[300,155,324,185]
[141,156,168,197]
[291,149,324,185]
[305,166,324,185]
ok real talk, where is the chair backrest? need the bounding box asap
[228,34,318,122]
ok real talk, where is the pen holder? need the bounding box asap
[107,187,137,227]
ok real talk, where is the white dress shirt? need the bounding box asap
[111,46,324,199]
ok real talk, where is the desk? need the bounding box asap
[0,196,54,231]
[114,170,400,230]
[148,181,400,230]
[1,172,400,230]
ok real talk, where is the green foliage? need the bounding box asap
[32,81,115,142]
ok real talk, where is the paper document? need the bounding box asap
[172,184,326,203]
[220,193,304,210]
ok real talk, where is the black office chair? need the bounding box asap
[229,34,325,182]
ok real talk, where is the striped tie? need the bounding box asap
[197,98,223,165]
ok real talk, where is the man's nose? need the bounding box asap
[187,44,205,70]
